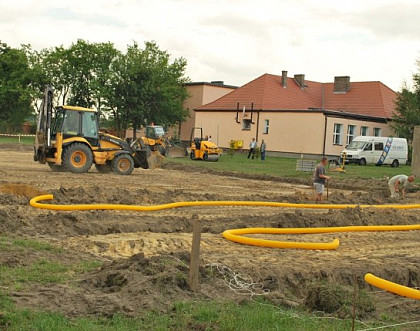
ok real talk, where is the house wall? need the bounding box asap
[324,117,393,156]
[195,111,325,154]
[195,110,394,157]
[180,84,235,142]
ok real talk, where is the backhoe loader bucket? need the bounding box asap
[147,150,165,169]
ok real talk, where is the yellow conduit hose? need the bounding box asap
[30,194,420,251]
[222,225,420,250]
[30,194,420,300]
[365,273,420,301]
[30,194,420,211]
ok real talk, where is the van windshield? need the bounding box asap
[347,140,366,150]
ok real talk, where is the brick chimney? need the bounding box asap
[281,70,287,88]
[294,74,306,88]
[334,76,350,93]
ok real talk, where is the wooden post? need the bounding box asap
[189,215,202,291]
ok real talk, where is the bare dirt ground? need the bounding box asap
[1,146,420,324]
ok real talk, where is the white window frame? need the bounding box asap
[333,123,343,145]
[347,125,356,145]
[360,126,369,136]
[263,119,269,134]
[373,127,382,137]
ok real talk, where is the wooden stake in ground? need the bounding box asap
[189,215,202,291]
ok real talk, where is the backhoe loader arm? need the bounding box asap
[34,86,54,162]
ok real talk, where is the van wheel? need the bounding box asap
[62,143,93,173]
[359,158,366,166]
[391,159,399,168]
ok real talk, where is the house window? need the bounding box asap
[263,119,269,134]
[242,119,252,130]
[360,126,369,136]
[347,125,356,145]
[373,128,381,137]
[333,123,343,145]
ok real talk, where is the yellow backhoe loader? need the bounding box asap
[34,86,167,175]
[189,127,222,162]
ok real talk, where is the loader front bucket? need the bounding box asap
[147,150,165,169]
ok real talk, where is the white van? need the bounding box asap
[340,136,408,167]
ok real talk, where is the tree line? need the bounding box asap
[391,59,420,149]
[0,40,190,136]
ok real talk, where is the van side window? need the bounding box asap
[374,142,384,151]
[364,143,372,151]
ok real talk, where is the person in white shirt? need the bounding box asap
[248,138,257,159]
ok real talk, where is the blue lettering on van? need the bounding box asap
[376,137,393,165]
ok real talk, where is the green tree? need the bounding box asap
[392,86,420,144]
[112,41,190,137]
[0,43,33,132]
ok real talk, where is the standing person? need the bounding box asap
[260,139,266,161]
[248,138,257,159]
[388,174,415,198]
[313,157,331,202]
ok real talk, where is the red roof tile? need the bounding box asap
[196,73,396,119]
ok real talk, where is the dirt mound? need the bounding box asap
[2,149,420,323]
[0,183,47,199]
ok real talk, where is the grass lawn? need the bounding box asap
[0,135,34,145]
[168,154,413,180]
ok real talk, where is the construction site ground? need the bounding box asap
[1,145,419,326]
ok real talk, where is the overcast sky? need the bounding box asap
[1,0,420,91]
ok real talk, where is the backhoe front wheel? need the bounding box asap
[112,154,134,175]
[62,143,93,173]
[47,162,66,172]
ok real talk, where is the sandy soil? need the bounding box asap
[1,146,420,323]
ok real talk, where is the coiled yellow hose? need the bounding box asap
[222,225,420,250]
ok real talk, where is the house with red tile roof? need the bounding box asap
[194,71,397,157]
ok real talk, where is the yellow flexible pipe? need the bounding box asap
[222,225,420,250]
[29,194,420,300]
[365,273,420,301]
[29,194,420,211]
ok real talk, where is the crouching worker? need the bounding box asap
[313,157,331,202]
[388,174,415,198]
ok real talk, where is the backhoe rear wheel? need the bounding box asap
[112,154,134,175]
[62,143,93,173]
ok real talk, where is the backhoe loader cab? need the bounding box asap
[141,125,170,156]
[34,86,162,175]
[189,127,222,162]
